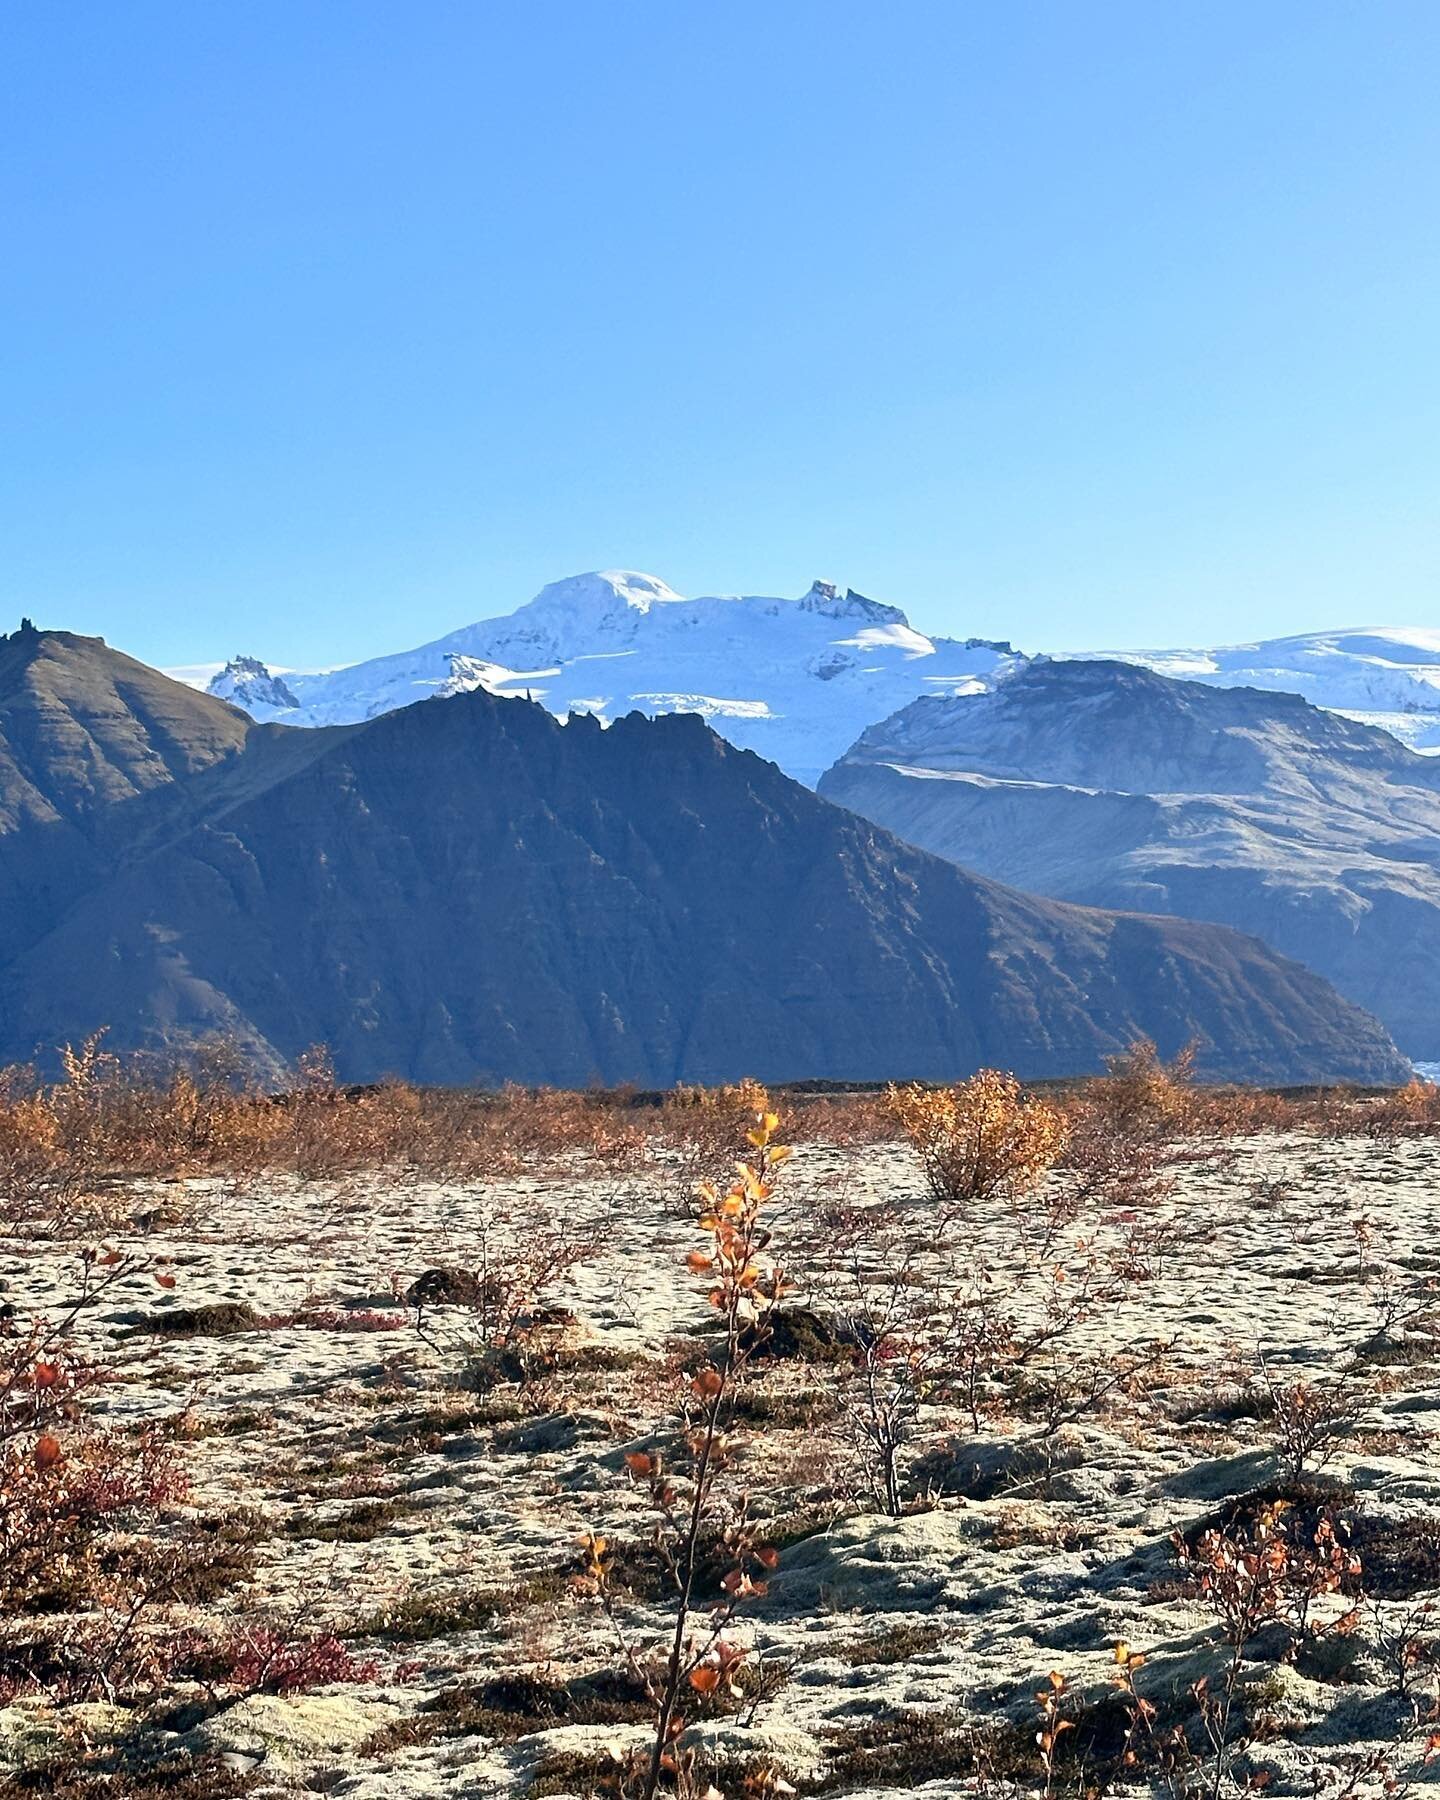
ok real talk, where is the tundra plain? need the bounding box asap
[4,1070,1440,1799]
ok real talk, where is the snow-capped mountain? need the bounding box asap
[184,572,1440,784]
[1088,627,1440,751]
[193,571,1020,786]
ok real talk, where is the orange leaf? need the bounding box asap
[689,1665,721,1694]
[32,1364,60,1389]
[624,1452,653,1477]
[155,1273,177,1289]
[34,1434,61,1471]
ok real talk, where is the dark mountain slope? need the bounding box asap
[0,623,254,831]
[820,658,1440,1055]
[0,624,262,964]
[0,644,1408,1086]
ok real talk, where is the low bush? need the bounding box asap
[887,1069,1069,1207]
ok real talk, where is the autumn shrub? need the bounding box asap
[648,1077,774,1210]
[808,1074,1177,1510]
[813,1200,963,1516]
[583,1100,790,1800]
[0,1037,676,1219]
[1075,1039,1197,1142]
[1353,1078,1440,1138]
[178,1622,380,1698]
[403,1202,598,1386]
[1257,1358,1364,1485]
[1188,1084,1307,1136]
[0,1065,75,1230]
[1174,1499,1365,1798]
[888,1069,1069,1207]
[786,1089,897,1147]
[0,1262,181,1604]
[395,1082,647,1183]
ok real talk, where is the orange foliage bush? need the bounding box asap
[585,1100,790,1800]
[1076,1039,1197,1141]
[888,1069,1069,1206]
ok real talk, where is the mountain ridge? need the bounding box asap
[0,630,1408,1088]
[820,657,1440,1055]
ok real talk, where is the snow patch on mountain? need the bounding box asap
[1085,627,1440,752]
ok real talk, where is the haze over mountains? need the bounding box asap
[821,659,1440,1057]
[186,570,1440,780]
[0,623,1406,1089]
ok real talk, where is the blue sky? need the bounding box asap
[4,1,1438,671]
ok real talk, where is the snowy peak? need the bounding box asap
[516,569,685,625]
[184,570,1440,786]
[207,656,299,717]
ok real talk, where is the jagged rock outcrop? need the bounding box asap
[207,656,300,714]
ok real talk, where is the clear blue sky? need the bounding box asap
[4,1,1438,671]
